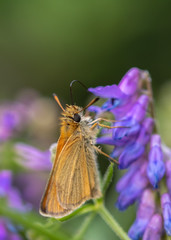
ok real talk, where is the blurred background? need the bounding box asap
[0,1,171,239]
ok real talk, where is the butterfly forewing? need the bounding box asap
[56,129,101,209]
[40,127,101,218]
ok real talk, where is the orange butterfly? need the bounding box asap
[40,94,118,218]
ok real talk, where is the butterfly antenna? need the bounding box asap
[70,80,88,105]
[77,97,100,113]
[53,93,65,112]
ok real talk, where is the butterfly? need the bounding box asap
[39,94,118,218]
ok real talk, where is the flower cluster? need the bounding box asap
[0,89,58,144]
[88,68,171,239]
[0,170,30,240]
[0,90,58,239]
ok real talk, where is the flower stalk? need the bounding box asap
[98,204,131,240]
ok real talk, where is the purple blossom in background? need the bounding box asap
[161,193,171,235]
[147,135,165,188]
[0,170,31,212]
[14,143,52,171]
[14,143,56,209]
[89,67,170,239]
[0,89,58,144]
[128,189,156,240]
[0,90,36,142]
[0,218,22,240]
[0,170,31,239]
[142,214,163,240]
[0,107,20,142]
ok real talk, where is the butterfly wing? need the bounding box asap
[39,135,72,218]
[56,129,101,209]
[40,128,101,218]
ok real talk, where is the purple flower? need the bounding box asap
[0,219,22,240]
[88,68,143,119]
[118,118,154,169]
[161,193,171,235]
[118,142,145,169]
[13,143,56,208]
[96,95,150,149]
[142,214,163,240]
[0,108,19,142]
[0,170,30,212]
[0,89,58,144]
[14,143,51,171]
[147,135,165,188]
[118,67,141,95]
[116,162,148,210]
[128,189,156,239]
[89,67,170,238]
[0,170,12,196]
[0,219,7,240]
[116,158,144,193]
[113,95,149,143]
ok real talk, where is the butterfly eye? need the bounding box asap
[73,113,81,122]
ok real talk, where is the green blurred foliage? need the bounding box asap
[0,1,171,239]
[0,0,171,103]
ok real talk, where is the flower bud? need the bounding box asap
[161,193,171,235]
[147,135,165,188]
[142,214,163,240]
[128,189,156,239]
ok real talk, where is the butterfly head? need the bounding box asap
[62,105,83,123]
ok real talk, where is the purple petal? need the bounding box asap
[161,193,171,235]
[128,219,148,240]
[150,134,161,148]
[0,220,7,240]
[110,146,124,159]
[137,118,154,145]
[116,158,144,192]
[112,120,140,146]
[0,170,12,196]
[142,214,163,240]
[119,68,141,95]
[137,189,156,219]
[88,84,124,99]
[111,95,138,119]
[96,136,115,145]
[126,95,149,123]
[116,163,148,210]
[14,143,51,171]
[128,189,156,239]
[10,234,22,240]
[119,142,145,169]
[101,98,123,111]
[7,188,31,212]
[147,144,165,188]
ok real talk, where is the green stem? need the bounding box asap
[142,70,158,133]
[102,163,114,195]
[74,213,96,240]
[58,203,95,222]
[0,205,70,240]
[98,205,131,240]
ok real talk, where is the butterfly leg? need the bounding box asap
[90,122,125,130]
[90,118,121,125]
[94,146,118,165]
